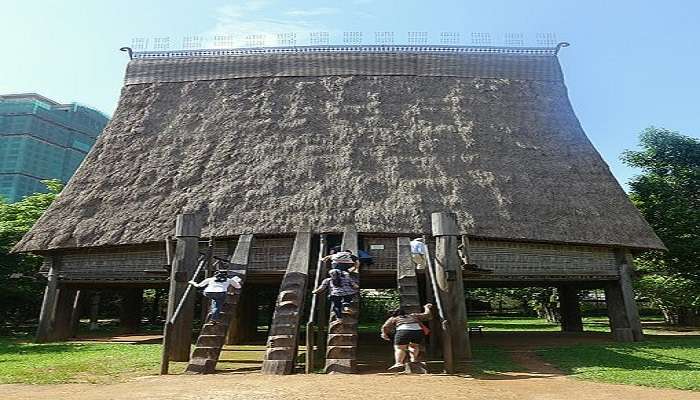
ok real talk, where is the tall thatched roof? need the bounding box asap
[14,45,664,252]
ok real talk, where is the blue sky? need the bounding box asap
[1,0,698,188]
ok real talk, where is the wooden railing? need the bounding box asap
[423,236,455,373]
[305,234,328,374]
[160,245,211,375]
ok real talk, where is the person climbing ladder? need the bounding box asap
[189,270,242,324]
[312,269,359,320]
[380,303,433,371]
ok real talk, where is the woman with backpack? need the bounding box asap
[312,269,359,320]
[380,303,433,371]
[321,248,359,273]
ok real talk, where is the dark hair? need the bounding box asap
[329,269,342,286]
[214,270,228,282]
[391,308,407,317]
[344,249,353,254]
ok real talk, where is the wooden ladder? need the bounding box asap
[397,237,422,314]
[185,234,253,374]
[324,225,360,374]
[261,230,312,374]
[397,236,427,373]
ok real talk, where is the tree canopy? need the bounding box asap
[0,180,63,326]
[622,127,700,324]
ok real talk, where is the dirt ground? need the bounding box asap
[4,331,699,400]
[4,367,699,400]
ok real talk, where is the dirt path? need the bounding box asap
[4,369,699,400]
[6,331,698,399]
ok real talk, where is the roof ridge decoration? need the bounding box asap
[120,42,570,60]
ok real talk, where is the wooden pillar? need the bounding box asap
[605,250,644,342]
[431,212,471,360]
[166,213,202,361]
[69,290,83,338]
[149,289,162,323]
[52,287,79,341]
[242,293,258,341]
[120,288,144,334]
[226,284,257,344]
[618,251,643,341]
[36,256,60,343]
[559,286,583,332]
[89,292,100,331]
[605,283,634,341]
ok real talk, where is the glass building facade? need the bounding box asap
[0,93,109,202]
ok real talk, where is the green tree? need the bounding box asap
[622,127,700,324]
[0,180,63,327]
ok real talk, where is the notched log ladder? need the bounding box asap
[324,225,360,374]
[185,234,254,374]
[397,237,427,374]
[261,229,312,374]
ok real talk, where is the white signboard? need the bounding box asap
[370,244,385,250]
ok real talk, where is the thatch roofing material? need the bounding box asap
[124,52,563,85]
[14,52,664,252]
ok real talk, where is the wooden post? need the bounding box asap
[606,249,644,342]
[119,288,144,334]
[224,234,255,345]
[89,292,100,331]
[559,286,583,332]
[36,255,61,343]
[618,251,643,341]
[242,293,258,341]
[605,283,634,341]
[262,229,312,375]
[166,213,202,361]
[150,289,162,323]
[431,212,471,360]
[52,287,79,341]
[69,290,83,338]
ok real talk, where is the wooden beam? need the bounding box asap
[69,290,83,338]
[52,286,78,341]
[397,237,421,313]
[36,255,61,343]
[341,224,359,254]
[605,283,634,342]
[618,251,643,341]
[431,212,471,360]
[262,228,312,374]
[605,249,644,342]
[559,286,583,332]
[166,213,202,361]
[120,288,144,334]
[89,291,100,331]
[225,234,254,345]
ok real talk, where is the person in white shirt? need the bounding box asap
[410,238,427,270]
[189,270,242,323]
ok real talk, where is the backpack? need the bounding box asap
[331,251,354,263]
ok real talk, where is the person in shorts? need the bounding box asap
[380,303,433,371]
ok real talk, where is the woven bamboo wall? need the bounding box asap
[44,236,618,283]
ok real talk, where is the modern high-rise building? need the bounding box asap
[0,93,109,202]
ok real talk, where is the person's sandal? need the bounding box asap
[387,363,404,372]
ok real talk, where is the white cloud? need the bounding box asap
[285,7,339,17]
[203,2,332,47]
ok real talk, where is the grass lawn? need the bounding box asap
[0,338,183,384]
[469,345,525,376]
[538,337,700,391]
[468,316,614,332]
